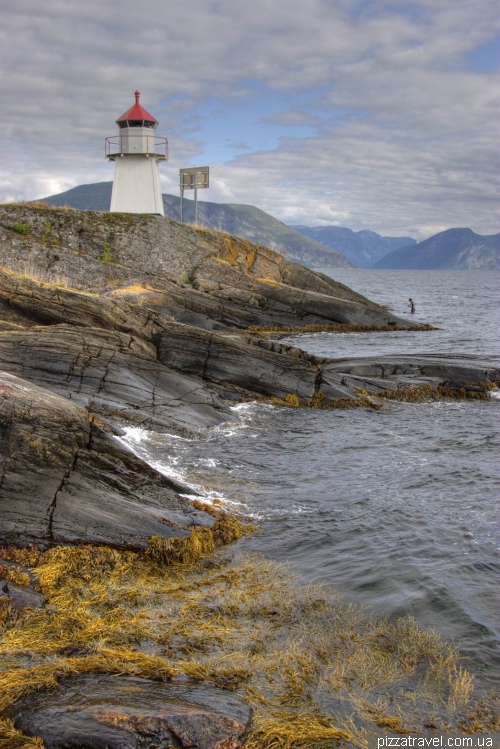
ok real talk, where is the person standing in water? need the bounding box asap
[407,298,415,313]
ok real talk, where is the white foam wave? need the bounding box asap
[115,426,252,515]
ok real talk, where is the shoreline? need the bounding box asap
[1,205,498,747]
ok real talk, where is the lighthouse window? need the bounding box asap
[117,119,156,129]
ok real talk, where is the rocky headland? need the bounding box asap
[0,204,498,748]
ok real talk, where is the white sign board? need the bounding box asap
[180,166,209,190]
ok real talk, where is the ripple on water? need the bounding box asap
[120,271,500,680]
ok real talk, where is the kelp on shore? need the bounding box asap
[1,520,499,748]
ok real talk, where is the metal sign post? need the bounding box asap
[194,171,198,226]
[179,166,209,225]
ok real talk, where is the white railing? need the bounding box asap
[105,135,168,159]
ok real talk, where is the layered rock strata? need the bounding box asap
[0,206,498,549]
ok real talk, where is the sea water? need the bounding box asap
[122,270,500,682]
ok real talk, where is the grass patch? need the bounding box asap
[0,201,77,212]
[9,264,69,289]
[99,242,114,263]
[107,283,156,294]
[12,222,30,235]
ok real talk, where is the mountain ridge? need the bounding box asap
[372,228,500,270]
[290,225,416,268]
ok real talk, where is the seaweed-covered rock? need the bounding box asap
[0,578,45,611]
[9,674,252,749]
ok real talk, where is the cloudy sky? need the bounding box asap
[1,0,498,239]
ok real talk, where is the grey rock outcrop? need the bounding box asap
[319,354,500,398]
[0,206,497,552]
[42,180,354,268]
[0,204,412,330]
[0,371,214,549]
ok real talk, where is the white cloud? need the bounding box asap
[0,0,498,238]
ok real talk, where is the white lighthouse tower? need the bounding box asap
[106,91,168,215]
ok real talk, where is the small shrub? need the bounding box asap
[13,222,30,235]
[41,220,56,243]
[100,243,113,263]
[184,278,192,285]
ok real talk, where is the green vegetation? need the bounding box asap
[12,222,30,235]
[41,219,57,244]
[99,242,113,263]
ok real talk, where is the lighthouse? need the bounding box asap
[106,91,168,215]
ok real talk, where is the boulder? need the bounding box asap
[8,674,252,749]
[0,578,46,611]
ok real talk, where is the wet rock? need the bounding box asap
[0,578,45,611]
[9,674,252,749]
[0,371,90,546]
[318,354,500,401]
[323,354,500,383]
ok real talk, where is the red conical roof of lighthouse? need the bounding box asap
[116,91,158,123]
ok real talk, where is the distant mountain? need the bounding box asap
[42,182,353,269]
[372,228,500,270]
[44,181,114,212]
[290,225,416,268]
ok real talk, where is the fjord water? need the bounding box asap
[124,270,500,681]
